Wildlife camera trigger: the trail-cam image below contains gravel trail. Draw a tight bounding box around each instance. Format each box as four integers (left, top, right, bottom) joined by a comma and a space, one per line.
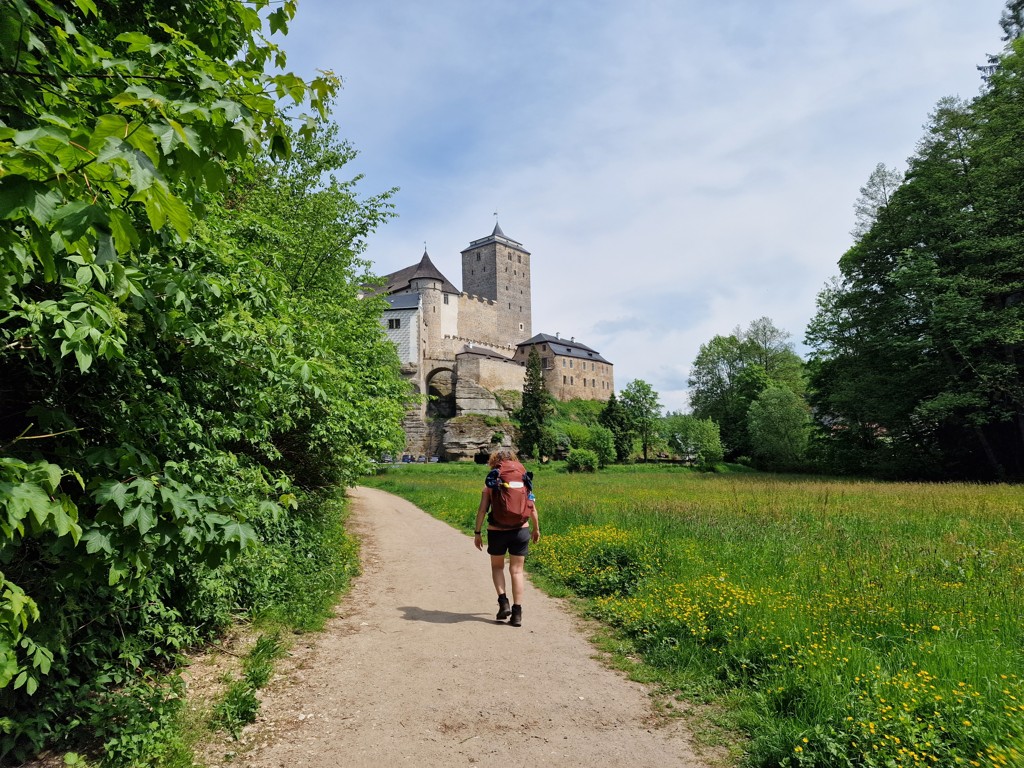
238, 486, 708, 768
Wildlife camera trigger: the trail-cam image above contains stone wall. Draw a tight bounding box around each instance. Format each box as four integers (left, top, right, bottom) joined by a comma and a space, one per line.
544, 358, 614, 401
456, 355, 525, 394
455, 292, 501, 347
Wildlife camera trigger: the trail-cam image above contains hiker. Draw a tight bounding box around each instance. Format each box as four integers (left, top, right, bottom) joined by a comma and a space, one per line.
473, 449, 540, 627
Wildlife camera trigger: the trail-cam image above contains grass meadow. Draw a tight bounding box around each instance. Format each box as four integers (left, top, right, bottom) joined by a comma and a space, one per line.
363, 463, 1024, 768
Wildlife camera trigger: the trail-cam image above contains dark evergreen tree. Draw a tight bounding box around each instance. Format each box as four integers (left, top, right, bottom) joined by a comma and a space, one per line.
599, 391, 632, 462
515, 348, 551, 458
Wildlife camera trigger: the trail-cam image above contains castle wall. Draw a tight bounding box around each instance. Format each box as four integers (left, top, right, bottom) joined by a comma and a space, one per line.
514, 346, 614, 402
456, 356, 526, 393
456, 292, 502, 347
543, 359, 614, 401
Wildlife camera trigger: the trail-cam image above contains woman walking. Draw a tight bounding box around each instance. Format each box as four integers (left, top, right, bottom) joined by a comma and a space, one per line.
473, 449, 540, 627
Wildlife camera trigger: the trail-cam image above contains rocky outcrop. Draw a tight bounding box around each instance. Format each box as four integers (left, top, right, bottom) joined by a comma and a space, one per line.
454, 378, 509, 418
442, 415, 515, 462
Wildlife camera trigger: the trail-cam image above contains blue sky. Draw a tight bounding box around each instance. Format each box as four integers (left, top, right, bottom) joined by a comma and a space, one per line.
280, 0, 1008, 412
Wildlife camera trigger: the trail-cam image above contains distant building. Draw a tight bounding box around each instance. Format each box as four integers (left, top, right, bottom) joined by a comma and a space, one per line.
378, 223, 613, 456
514, 333, 614, 402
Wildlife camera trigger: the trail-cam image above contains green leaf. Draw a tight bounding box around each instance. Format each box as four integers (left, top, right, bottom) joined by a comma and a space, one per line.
96, 481, 129, 510
108, 208, 139, 252
108, 561, 129, 586
268, 8, 288, 35
54, 201, 107, 241
96, 230, 116, 265
89, 114, 128, 154
0, 176, 61, 225
136, 505, 156, 535
222, 521, 257, 551
71, 0, 98, 16
83, 528, 113, 554
130, 183, 190, 239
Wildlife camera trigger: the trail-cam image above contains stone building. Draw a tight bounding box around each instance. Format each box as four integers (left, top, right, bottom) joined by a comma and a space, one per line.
513, 333, 614, 402
378, 223, 613, 458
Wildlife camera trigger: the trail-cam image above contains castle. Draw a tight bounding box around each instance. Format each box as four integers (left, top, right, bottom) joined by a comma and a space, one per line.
379, 222, 613, 458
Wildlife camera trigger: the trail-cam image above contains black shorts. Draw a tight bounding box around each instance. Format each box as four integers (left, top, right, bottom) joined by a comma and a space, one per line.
486, 527, 530, 557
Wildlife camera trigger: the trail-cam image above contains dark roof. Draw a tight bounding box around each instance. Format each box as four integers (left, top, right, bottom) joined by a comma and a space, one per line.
379, 251, 459, 295
455, 344, 519, 363
384, 293, 419, 311
517, 333, 612, 365
460, 221, 530, 254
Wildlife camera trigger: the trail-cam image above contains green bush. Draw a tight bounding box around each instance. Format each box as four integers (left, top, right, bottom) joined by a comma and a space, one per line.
566, 448, 599, 473
586, 425, 616, 467
561, 421, 592, 449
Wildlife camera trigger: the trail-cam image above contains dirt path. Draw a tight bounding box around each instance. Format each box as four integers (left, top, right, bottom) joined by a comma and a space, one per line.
231, 486, 708, 767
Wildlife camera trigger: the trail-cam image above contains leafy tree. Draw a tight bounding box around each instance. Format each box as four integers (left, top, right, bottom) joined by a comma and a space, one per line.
747, 386, 811, 471
807, 40, 1024, 479
688, 318, 804, 458
515, 348, 552, 457
599, 391, 632, 462
660, 412, 724, 469
586, 425, 616, 468
0, 0, 405, 757
620, 379, 662, 461
851, 163, 904, 241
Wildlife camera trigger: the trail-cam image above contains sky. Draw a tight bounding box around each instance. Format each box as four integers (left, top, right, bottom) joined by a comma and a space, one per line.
279, 0, 1009, 412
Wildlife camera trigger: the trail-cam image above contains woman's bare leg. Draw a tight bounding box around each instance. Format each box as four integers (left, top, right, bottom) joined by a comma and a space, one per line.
508, 555, 526, 605
490, 554, 507, 596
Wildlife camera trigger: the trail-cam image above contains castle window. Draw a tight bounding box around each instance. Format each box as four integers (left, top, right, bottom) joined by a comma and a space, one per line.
570, 376, 574, 385
476, 254, 481, 262
508, 254, 512, 261
443, 294, 449, 305
519, 323, 524, 331
562, 360, 566, 368
563, 375, 567, 384
518, 254, 522, 264
582, 379, 586, 387
569, 360, 573, 369
388, 318, 401, 330
591, 362, 595, 370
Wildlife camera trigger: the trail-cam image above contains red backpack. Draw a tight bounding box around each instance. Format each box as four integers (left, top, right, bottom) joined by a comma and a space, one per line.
487, 460, 531, 528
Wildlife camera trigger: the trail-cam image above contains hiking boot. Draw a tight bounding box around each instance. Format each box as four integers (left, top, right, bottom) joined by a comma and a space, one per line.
496, 595, 511, 621
510, 604, 522, 627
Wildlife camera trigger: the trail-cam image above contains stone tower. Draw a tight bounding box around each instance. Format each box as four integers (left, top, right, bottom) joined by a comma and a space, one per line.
460, 222, 531, 344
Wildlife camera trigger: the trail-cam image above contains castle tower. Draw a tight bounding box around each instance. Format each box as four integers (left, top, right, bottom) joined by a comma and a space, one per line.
460, 222, 531, 345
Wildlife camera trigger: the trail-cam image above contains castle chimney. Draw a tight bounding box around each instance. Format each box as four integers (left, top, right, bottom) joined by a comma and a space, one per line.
555, 332, 560, 339
571, 336, 575, 342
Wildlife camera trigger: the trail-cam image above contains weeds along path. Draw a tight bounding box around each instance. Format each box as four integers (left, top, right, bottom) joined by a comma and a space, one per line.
238, 486, 707, 768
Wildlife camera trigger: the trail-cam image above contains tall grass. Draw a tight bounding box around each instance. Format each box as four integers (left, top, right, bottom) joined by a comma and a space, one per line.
364, 464, 1024, 767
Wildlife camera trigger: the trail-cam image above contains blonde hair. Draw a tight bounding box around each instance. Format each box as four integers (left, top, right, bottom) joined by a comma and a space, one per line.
488, 449, 519, 468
